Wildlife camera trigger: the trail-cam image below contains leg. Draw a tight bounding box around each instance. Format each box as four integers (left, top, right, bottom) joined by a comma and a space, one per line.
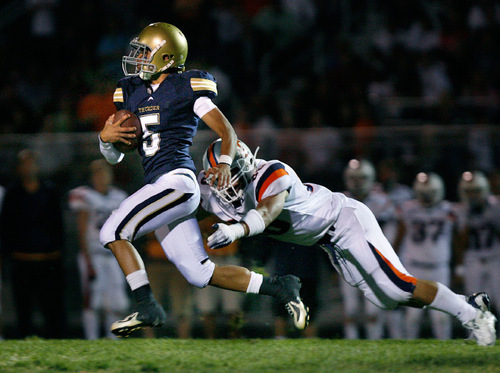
157, 219, 309, 330
324, 200, 496, 345
100, 170, 201, 337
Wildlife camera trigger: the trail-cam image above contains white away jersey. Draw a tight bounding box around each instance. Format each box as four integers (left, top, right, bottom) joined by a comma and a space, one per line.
398, 200, 456, 265
455, 197, 500, 259
69, 186, 128, 254
199, 159, 347, 246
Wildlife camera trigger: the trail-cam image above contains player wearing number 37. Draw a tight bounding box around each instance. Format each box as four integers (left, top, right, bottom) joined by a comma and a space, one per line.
98, 22, 308, 337
199, 139, 497, 346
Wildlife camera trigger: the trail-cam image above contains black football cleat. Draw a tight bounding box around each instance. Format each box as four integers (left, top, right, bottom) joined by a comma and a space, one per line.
274, 275, 310, 330
111, 300, 167, 337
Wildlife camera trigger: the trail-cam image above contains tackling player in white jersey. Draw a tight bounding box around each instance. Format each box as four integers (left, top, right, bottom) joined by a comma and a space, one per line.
199, 138, 497, 346
456, 171, 500, 317
69, 160, 129, 339
395, 172, 456, 340
341, 159, 396, 339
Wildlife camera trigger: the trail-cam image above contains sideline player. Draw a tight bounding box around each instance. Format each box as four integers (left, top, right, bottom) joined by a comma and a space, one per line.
199, 138, 497, 346
456, 171, 500, 315
69, 160, 129, 339
395, 172, 456, 339
341, 159, 396, 339
97, 22, 308, 336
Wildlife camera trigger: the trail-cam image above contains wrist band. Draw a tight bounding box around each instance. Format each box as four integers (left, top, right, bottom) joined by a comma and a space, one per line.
242, 209, 266, 237
219, 154, 233, 166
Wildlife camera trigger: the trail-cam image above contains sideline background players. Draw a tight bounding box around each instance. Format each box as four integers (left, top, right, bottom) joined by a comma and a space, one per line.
69, 160, 129, 339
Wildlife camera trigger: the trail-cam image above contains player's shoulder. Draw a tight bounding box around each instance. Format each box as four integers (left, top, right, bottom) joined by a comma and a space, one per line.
69, 185, 92, 197
254, 160, 288, 178
68, 185, 93, 208
253, 160, 291, 201
113, 76, 144, 105
176, 70, 218, 98
115, 76, 143, 91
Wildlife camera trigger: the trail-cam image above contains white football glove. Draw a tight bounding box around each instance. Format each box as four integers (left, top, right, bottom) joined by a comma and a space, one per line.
207, 223, 245, 249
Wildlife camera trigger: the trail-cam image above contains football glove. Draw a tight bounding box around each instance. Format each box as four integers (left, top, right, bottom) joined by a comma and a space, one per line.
207, 223, 245, 249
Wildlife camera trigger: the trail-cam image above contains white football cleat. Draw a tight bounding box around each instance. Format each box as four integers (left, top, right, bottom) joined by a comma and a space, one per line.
463, 309, 497, 346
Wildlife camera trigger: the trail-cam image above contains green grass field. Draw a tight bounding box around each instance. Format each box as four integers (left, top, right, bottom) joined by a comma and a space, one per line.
0, 338, 498, 372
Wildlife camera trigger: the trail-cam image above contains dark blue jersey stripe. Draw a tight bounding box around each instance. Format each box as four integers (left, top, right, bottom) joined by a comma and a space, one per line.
368, 242, 416, 293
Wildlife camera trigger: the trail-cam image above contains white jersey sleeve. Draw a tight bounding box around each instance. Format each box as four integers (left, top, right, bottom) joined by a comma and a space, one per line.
253, 161, 291, 202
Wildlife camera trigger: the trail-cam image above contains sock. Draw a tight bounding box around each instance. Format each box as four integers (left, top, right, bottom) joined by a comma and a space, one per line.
427, 282, 477, 324
246, 271, 263, 294
126, 269, 149, 290
132, 284, 155, 304
258, 276, 279, 297
126, 269, 154, 304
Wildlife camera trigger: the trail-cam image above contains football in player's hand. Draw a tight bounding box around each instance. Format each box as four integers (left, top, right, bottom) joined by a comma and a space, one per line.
113, 109, 142, 153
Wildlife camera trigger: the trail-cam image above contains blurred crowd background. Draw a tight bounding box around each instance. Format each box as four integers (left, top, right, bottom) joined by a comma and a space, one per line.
0, 0, 499, 339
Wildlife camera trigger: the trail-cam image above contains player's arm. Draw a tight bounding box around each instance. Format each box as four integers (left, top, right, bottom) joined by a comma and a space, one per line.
75, 209, 96, 280
206, 190, 288, 250
199, 104, 237, 189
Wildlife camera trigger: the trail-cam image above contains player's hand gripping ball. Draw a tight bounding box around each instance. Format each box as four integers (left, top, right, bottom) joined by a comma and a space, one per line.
113, 110, 143, 153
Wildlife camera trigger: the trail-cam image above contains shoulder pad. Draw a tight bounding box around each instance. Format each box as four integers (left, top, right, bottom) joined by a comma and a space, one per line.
184, 70, 218, 98
254, 161, 290, 202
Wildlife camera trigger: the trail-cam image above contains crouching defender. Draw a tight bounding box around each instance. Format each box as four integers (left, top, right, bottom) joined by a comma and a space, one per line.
98, 22, 308, 337
199, 139, 497, 346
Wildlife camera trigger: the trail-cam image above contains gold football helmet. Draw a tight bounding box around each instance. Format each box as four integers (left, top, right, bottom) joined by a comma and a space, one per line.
122, 22, 188, 80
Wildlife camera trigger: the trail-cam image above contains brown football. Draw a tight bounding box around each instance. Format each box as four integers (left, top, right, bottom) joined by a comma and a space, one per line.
112, 109, 143, 153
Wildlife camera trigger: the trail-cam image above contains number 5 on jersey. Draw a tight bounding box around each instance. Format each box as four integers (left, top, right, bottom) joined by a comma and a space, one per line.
139, 113, 161, 157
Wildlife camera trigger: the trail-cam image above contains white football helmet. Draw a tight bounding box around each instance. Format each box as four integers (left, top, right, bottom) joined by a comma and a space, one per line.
344, 159, 376, 197
458, 171, 490, 206
413, 172, 445, 206
202, 139, 258, 206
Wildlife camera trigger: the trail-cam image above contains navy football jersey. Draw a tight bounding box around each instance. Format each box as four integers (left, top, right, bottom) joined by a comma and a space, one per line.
113, 70, 218, 184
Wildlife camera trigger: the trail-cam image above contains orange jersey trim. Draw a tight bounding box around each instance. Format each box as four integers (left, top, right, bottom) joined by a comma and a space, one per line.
257, 168, 288, 202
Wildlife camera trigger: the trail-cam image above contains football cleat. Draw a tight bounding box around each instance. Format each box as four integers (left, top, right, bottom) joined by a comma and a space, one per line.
463, 309, 497, 346
111, 301, 167, 337
467, 292, 491, 312
274, 275, 310, 330
285, 299, 310, 330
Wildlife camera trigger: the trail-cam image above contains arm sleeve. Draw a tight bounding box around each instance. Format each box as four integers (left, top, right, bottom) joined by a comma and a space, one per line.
99, 135, 124, 165
194, 96, 217, 118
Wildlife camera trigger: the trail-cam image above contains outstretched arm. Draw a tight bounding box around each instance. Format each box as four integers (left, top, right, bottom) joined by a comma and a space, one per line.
207, 190, 288, 249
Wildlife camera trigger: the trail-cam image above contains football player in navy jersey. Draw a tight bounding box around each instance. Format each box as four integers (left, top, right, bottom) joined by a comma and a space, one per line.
97, 22, 308, 337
